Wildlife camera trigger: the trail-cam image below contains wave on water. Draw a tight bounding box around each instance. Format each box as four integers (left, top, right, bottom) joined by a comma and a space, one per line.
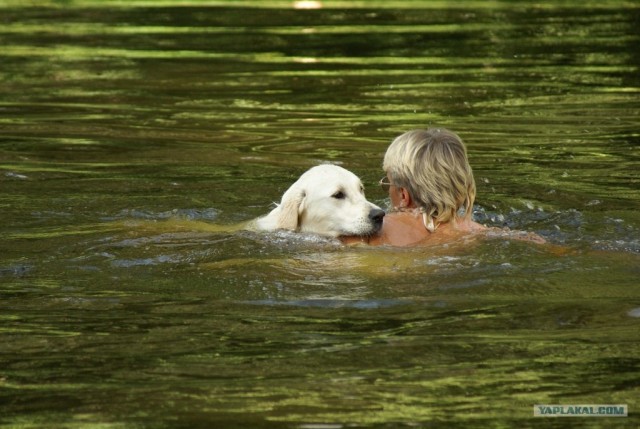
104, 208, 219, 222
98, 204, 639, 255
474, 205, 639, 253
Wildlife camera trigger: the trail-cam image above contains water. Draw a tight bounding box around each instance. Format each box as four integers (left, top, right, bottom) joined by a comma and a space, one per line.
1, 1, 639, 428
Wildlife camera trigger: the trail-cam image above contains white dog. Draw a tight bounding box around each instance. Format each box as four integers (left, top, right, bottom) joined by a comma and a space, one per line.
254, 164, 385, 238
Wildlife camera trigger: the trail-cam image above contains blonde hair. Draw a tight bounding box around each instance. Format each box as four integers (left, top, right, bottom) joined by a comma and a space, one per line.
383, 128, 476, 231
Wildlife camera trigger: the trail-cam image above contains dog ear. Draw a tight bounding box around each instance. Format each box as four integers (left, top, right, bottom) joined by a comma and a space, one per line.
274, 187, 306, 230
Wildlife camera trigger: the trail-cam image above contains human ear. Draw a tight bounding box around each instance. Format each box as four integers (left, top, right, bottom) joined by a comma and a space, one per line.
399, 187, 412, 208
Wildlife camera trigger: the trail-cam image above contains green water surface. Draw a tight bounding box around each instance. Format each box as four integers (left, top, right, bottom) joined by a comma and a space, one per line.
1, 1, 639, 428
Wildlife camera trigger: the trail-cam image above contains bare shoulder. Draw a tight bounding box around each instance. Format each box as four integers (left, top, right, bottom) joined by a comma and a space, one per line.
340, 217, 553, 249
457, 218, 488, 233
340, 213, 423, 246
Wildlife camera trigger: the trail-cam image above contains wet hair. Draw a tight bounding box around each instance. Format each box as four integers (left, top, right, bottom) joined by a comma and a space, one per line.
382, 128, 476, 231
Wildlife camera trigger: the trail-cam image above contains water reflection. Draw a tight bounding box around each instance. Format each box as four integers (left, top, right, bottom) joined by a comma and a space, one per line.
1, 1, 639, 428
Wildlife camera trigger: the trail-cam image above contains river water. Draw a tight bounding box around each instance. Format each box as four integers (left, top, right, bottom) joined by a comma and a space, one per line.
1, 1, 639, 428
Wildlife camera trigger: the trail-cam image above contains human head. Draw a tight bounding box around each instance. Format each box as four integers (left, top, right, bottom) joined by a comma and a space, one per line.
382, 128, 476, 228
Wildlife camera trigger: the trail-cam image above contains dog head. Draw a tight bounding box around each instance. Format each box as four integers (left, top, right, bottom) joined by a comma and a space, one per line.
258, 164, 384, 237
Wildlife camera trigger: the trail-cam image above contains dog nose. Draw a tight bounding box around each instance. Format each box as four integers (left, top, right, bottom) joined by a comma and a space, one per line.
369, 208, 385, 225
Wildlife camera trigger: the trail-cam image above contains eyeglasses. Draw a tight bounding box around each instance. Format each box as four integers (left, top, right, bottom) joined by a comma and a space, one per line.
379, 176, 394, 193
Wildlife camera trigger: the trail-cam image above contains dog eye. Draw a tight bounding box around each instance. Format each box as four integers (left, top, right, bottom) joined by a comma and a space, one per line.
332, 191, 346, 199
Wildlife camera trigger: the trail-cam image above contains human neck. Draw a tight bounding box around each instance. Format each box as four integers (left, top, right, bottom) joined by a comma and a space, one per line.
389, 207, 444, 233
